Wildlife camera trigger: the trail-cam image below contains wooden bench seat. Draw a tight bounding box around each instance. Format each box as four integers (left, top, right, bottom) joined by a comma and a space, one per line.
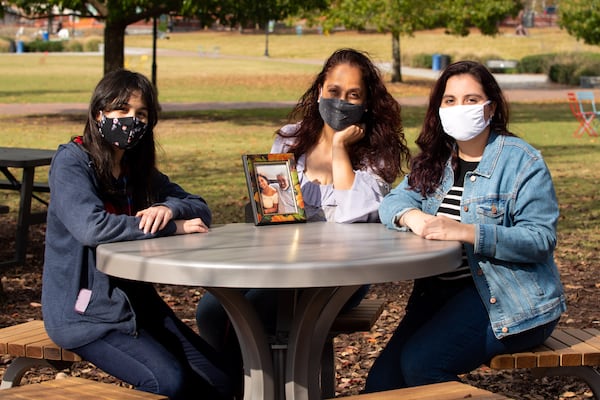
489, 327, 600, 397
0, 377, 167, 399
327, 381, 509, 399
0, 320, 81, 389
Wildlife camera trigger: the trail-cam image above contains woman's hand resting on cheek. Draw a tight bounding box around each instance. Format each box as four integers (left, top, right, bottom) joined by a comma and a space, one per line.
333, 124, 365, 148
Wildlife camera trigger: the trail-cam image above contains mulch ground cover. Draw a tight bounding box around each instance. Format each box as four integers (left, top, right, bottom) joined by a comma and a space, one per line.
0, 217, 597, 399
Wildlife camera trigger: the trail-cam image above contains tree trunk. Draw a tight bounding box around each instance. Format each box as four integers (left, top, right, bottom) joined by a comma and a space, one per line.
391, 31, 402, 83
103, 20, 127, 74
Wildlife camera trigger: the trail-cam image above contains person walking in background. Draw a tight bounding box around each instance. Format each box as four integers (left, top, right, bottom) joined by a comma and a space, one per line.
365, 60, 566, 392
42, 69, 235, 400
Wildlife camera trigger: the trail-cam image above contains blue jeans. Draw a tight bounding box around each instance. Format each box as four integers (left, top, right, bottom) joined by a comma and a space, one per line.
72, 286, 234, 400
364, 278, 558, 393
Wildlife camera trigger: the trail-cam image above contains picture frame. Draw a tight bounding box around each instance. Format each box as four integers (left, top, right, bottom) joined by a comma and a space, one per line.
242, 153, 306, 225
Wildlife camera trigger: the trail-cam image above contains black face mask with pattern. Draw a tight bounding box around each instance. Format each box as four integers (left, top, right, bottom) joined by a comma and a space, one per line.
318, 98, 365, 131
97, 114, 148, 149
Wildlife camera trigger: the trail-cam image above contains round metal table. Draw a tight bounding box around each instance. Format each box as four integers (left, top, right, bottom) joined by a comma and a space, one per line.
97, 222, 462, 400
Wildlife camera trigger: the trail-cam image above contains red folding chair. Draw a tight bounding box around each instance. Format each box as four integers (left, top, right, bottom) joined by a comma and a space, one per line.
567, 92, 598, 137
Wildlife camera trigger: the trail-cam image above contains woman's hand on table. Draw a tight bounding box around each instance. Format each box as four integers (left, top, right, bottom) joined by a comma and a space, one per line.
174, 218, 209, 234
400, 210, 475, 244
136, 205, 173, 234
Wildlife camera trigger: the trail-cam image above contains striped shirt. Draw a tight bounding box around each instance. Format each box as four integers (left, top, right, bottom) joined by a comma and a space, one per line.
436, 158, 479, 281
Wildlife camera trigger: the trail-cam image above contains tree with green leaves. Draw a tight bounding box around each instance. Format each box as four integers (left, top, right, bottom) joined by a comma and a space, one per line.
3, 0, 187, 73
559, 0, 600, 46
319, 0, 522, 82
2, 0, 327, 73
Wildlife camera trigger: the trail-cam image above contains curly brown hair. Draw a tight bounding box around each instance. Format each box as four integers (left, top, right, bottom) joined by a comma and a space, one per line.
277, 48, 410, 184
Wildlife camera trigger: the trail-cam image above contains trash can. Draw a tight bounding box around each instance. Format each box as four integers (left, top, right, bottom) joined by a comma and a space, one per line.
432, 54, 441, 71
432, 54, 450, 71
42, 31, 49, 41
16, 40, 24, 53
439, 54, 450, 70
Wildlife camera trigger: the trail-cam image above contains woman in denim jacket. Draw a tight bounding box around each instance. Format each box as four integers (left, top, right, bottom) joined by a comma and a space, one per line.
365, 61, 566, 392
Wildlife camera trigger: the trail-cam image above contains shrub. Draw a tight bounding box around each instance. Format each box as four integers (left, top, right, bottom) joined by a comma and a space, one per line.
84, 38, 103, 52
410, 53, 432, 68
63, 40, 84, 52
518, 54, 556, 74
25, 39, 64, 52
517, 52, 600, 84
548, 63, 579, 85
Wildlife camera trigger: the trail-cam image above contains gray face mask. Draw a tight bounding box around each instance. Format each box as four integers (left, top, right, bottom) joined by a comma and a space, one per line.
318, 98, 365, 131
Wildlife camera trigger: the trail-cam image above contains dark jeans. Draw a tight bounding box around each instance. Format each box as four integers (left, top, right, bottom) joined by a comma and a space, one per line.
364, 278, 558, 393
72, 286, 234, 400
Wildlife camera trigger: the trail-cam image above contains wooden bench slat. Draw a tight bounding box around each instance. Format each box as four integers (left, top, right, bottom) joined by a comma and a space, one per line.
0, 321, 82, 363
328, 381, 509, 399
330, 298, 386, 332
490, 327, 600, 370
0, 377, 167, 400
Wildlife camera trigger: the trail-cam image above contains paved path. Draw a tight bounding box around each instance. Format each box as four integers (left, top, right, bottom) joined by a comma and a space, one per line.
0, 87, 576, 116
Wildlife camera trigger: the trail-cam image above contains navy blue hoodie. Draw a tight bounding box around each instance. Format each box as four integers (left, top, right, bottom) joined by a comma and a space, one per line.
42, 141, 211, 349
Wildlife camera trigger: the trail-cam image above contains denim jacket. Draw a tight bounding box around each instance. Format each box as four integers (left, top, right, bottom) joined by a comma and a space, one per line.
379, 132, 566, 339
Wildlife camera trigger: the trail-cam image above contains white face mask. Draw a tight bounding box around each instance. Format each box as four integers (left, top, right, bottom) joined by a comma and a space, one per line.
438, 101, 491, 141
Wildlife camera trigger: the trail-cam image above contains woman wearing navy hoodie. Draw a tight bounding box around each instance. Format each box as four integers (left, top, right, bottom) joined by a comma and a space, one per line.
42, 69, 234, 400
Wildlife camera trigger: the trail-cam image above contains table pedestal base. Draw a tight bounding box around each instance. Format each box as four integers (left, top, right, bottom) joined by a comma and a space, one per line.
206, 285, 361, 400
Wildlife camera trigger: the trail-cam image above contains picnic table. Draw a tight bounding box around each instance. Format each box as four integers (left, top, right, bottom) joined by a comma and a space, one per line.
97, 222, 462, 400
0, 147, 55, 267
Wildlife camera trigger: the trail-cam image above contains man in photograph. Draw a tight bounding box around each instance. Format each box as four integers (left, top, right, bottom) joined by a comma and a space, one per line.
275, 173, 296, 214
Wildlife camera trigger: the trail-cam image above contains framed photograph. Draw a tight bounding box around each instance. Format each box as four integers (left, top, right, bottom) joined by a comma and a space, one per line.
242, 153, 306, 225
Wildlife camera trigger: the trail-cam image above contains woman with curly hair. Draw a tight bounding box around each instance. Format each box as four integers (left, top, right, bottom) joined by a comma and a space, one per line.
196, 49, 411, 394
272, 47, 410, 222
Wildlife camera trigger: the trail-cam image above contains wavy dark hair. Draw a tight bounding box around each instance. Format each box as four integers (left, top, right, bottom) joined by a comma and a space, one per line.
409, 60, 516, 196
81, 69, 161, 210
277, 48, 410, 184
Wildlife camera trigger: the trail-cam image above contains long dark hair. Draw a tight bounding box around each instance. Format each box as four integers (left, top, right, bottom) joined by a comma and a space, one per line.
409, 60, 515, 196
278, 48, 410, 184
81, 69, 161, 210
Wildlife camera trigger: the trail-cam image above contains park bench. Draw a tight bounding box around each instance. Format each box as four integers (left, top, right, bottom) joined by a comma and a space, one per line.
580, 76, 600, 89
327, 380, 509, 399
0, 320, 81, 389
486, 59, 518, 73
489, 327, 600, 398
0, 376, 167, 399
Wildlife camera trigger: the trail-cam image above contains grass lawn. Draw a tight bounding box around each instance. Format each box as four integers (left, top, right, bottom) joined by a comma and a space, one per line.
1, 26, 599, 104
0, 104, 598, 263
